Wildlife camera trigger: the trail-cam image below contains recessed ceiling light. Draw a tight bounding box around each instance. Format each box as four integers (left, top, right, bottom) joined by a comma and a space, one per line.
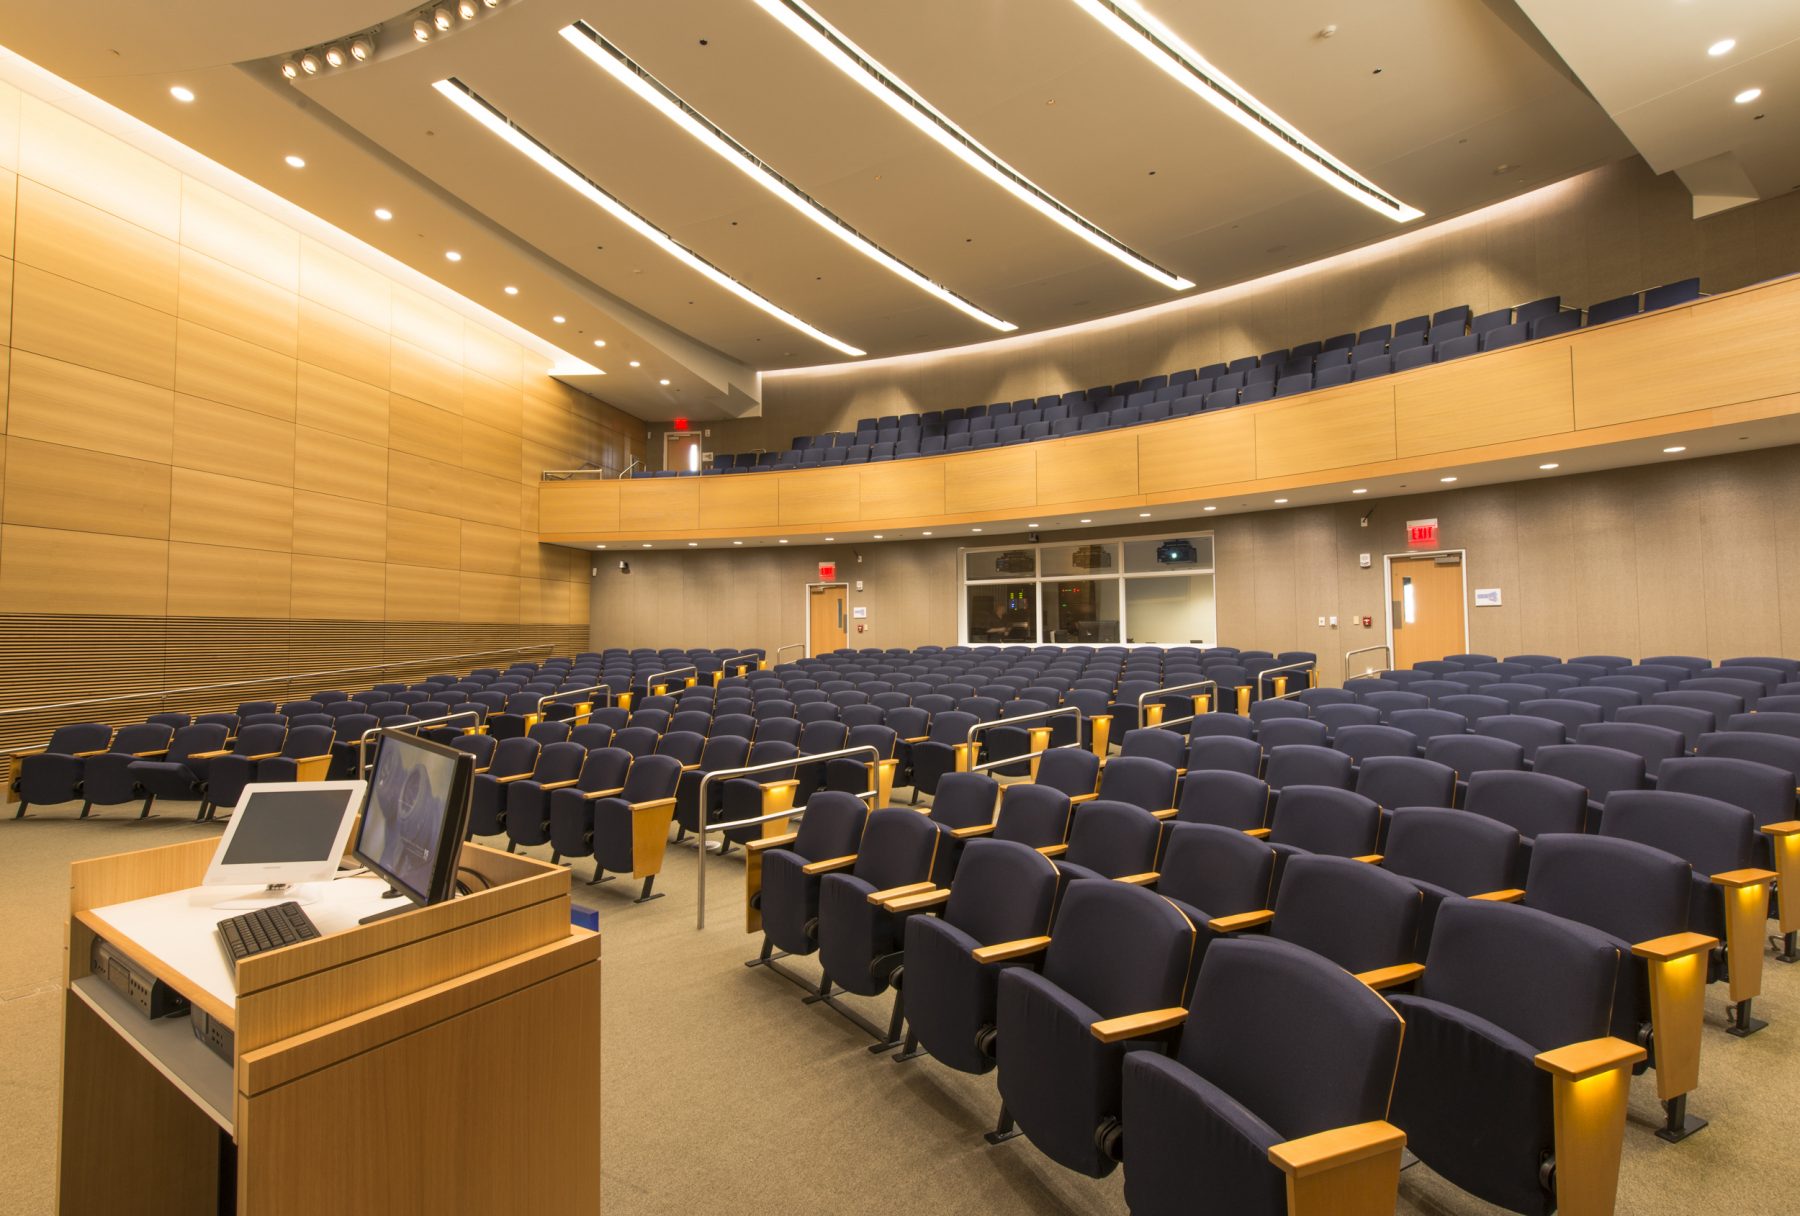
374, 207, 393, 221
552, 315, 566, 324
1440, 476, 1457, 483
659, 378, 671, 386
1709, 38, 1736, 57
1079, 518, 1092, 524
1069, 0, 1421, 223
592, 338, 606, 347
628, 360, 641, 367
1351, 488, 1367, 495
750, 0, 1192, 290
1138, 512, 1152, 517
169, 86, 195, 102
1273, 498, 1289, 504
824, 537, 834, 541
972, 527, 982, 532
445, 250, 462, 262
1663, 445, 1687, 454
1735, 87, 1762, 105
872, 533, 883, 539
432, 78, 867, 357
597, 544, 606, 549
641, 542, 652, 548
687, 541, 698, 547
503, 285, 518, 295
1027, 523, 1040, 528
778, 538, 789, 544
560, 21, 1016, 332
732, 540, 743, 545
1203, 505, 1216, 512
1539, 462, 1559, 470
284, 154, 306, 168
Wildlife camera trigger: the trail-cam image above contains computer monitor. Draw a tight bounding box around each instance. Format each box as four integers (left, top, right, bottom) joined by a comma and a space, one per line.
203, 781, 367, 907
352, 730, 474, 921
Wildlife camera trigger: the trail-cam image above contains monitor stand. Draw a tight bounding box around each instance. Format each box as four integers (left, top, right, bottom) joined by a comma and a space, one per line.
358, 887, 417, 925
213, 882, 323, 910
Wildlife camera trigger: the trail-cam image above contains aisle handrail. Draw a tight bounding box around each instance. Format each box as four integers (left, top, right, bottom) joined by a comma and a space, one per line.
1140, 679, 1218, 730
962, 706, 1085, 773
1255, 660, 1315, 702
773, 643, 806, 665
535, 684, 615, 717
719, 653, 763, 677
693, 744, 881, 929
1344, 645, 1394, 682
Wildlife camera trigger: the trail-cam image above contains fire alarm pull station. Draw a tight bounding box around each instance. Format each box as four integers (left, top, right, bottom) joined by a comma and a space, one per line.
1362, 615, 1373, 627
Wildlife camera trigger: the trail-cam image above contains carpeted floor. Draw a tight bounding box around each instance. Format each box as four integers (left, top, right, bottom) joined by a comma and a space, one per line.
5, 794, 1797, 1215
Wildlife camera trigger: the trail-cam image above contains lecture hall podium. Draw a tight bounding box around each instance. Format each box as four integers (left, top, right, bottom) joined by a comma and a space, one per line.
58, 838, 600, 1215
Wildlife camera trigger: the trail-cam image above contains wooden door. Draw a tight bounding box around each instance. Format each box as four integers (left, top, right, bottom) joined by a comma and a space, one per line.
1389, 555, 1466, 669
663, 431, 702, 473
809, 585, 846, 656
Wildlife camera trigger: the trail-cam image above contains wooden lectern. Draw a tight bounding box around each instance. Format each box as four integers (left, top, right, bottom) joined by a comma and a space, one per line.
59, 838, 600, 1214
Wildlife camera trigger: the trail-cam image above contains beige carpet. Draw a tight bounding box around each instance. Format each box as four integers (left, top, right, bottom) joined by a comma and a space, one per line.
5, 794, 1797, 1215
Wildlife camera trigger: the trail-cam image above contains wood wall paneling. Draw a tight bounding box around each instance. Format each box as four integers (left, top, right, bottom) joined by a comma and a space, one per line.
10, 264, 178, 388
170, 468, 294, 551
12, 178, 179, 313
1137, 411, 1256, 495
297, 298, 390, 388
0, 437, 172, 539
858, 459, 945, 522
0, 525, 171, 616
1036, 430, 1137, 506
944, 447, 1036, 516
1394, 344, 1575, 458
697, 475, 780, 531
1254, 382, 1397, 480
621, 477, 700, 532
17, 94, 181, 239
5, 350, 176, 461
294, 425, 388, 505
166, 542, 293, 618
174, 395, 298, 486
179, 177, 300, 292
177, 246, 299, 357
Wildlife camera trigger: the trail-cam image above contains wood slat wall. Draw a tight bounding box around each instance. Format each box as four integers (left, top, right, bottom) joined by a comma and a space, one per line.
0, 79, 635, 775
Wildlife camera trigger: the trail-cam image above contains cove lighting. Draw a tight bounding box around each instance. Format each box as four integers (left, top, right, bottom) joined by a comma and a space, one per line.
561, 21, 1016, 332
752, 0, 1191, 291
1068, 0, 1422, 223
433, 78, 865, 357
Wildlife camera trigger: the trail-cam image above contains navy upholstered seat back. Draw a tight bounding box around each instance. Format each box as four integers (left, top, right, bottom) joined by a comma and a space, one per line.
1040, 881, 1195, 1018
1271, 854, 1421, 973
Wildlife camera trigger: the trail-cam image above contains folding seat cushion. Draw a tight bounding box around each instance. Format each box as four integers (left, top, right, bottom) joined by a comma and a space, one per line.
123, 723, 231, 818
1355, 755, 1455, 810
1388, 899, 1629, 1216
1121, 934, 1405, 1216
817, 809, 947, 1009
12, 722, 113, 813
994, 880, 1196, 1177
1331, 724, 1418, 765
1173, 769, 1270, 831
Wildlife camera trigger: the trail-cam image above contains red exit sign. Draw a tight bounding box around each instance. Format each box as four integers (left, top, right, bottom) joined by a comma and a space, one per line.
1406, 518, 1439, 546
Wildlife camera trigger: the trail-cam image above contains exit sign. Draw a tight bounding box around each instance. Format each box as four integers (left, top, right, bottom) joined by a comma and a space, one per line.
818, 561, 837, 581
1406, 518, 1439, 547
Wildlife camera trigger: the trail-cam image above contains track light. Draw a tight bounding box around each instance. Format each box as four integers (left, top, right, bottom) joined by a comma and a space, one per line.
432, 78, 865, 357
324, 45, 347, 68
433, 7, 455, 31
458, 0, 478, 18
280, 59, 301, 78
350, 37, 374, 61
413, 19, 433, 40
299, 52, 322, 75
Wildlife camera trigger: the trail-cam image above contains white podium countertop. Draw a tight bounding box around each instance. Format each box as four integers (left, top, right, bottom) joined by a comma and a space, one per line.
87, 873, 404, 1011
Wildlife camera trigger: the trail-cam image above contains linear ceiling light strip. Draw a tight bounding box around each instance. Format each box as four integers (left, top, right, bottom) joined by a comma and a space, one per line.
1069, 0, 1422, 222
431, 77, 866, 357
753, 0, 1193, 291
560, 21, 1016, 333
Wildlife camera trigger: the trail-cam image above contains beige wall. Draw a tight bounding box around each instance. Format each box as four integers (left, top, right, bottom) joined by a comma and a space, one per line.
714, 158, 1800, 453
0, 79, 647, 762
592, 445, 1800, 682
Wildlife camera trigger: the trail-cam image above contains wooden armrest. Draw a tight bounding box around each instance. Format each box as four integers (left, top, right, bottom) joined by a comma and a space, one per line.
1471, 888, 1525, 902
189, 749, 231, 760
681, 762, 702, 772
1269, 1120, 1406, 1178
801, 853, 858, 875
1631, 931, 1717, 962
760, 778, 801, 792
1208, 909, 1274, 933
1761, 820, 1800, 837
73, 748, 111, 758
1150, 808, 1178, 820
1352, 853, 1383, 864
14, 748, 46, 758
629, 796, 676, 813
882, 887, 951, 913
494, 771, 533, 784
297, 753, 333, 764
867, 881, 936, 905
132, 749, 171, 758
904, 735, 930, 744
1534, 1036, 1646, 1081
972, 936, 1052, 964
1114, 871, 1160, 886
539, 778, 580, 791
1355, 962, 1425, 991
244, 751, 282, 761
745, 832, 799, 853
1091, 1007, 1188, 1043
1069, 791, 1099, 804
1036, 843, 1068, 857
580, 786, 626, 800
1243, 827, 1271, 839
949, 822, 996, 839
1713, 867, 1778, 889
